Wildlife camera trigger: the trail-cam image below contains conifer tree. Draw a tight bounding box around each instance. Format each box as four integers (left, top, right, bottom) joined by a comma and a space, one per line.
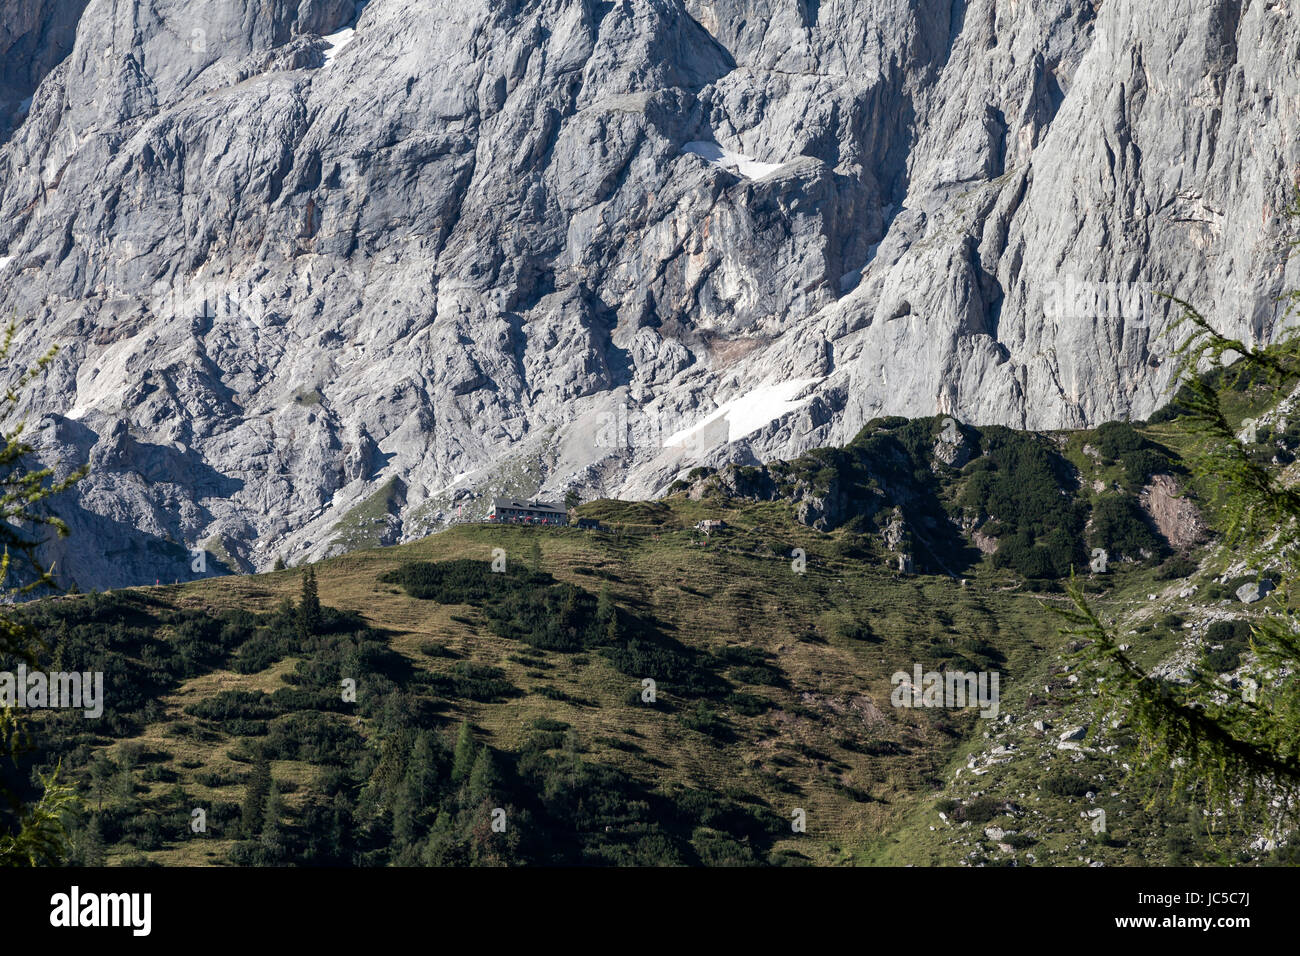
115, 750, 137, 807
465, 746, 501, 808
596, 583, 614, 624
451, 721, 476, 785
259, 781, 288, 864
80, 813, 106, 867
0, 324, 86, 865
406, 731, 440, 815
240, 755, 271, 838
298, 565, 321, 637
419, 809, 461, 867
1063, 262, 1300, 828
89, 754, 114, 813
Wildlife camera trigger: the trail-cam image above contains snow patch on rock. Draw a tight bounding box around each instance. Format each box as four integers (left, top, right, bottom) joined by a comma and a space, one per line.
322, 2, 368, 64
682, 141, 785, 180
666, 378, 822, 447
322, 28, 355, 62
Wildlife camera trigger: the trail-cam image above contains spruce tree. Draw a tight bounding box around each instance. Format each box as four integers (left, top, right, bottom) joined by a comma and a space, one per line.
465, 746, 501, 809
298, 565, 321, 637
419, 809, 461, 866
451, 721, 476, 785
115, 752, 137, 807
89, 754, 114, 813
240, 755, 271, 838
81, 814, 106, 867
0, 324, 86, 866
391, 784, 417, 851
1063, 270, 1300, 828
596, 583, 614, 624
259, 781, 288, 864
406, 731, 440, 814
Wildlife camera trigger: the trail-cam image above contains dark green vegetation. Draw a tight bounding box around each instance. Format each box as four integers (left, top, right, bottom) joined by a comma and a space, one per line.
959, 427, 1089, 580
381, 560, 723, 697
1092, 421, 1179, 492
9, 329, 1300, 866
685, 411, 1177, 586
0, 324, 87, 865
8, 590, 780, 865
1064, 307, 1300, 828
1202, 619, 1254, 674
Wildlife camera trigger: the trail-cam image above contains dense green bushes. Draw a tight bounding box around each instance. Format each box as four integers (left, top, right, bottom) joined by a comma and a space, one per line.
19, 583, 793, 867
1044, 771, 1092, 797
1093, 421, 1177, 490
961, 796, 1005, 823
1094, 421, 1146, 459
957, 428, 1087, 578
185, 691, 278, 721
1118, 447, 1174, 490
768, 414, 1186, 581
764, 417, 974, 571
1206, 619, 1253, 644
382, 561, 604, 652
991, 526, 1081, 579
1203, 619, 1254, 672
428, 662, 520, 702
1088, 495, 1167, 562
1155, 556, 1198, 580
950, 422, 1178, 577
9, 592, 253, 738
384, 559, 725, 698
380, 559, 524, 604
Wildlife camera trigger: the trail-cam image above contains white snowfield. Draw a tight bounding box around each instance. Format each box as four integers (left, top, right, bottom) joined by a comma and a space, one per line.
428, 471, 472, 498
665, 378, 823, 448
323, 2, 368, 63
322, 27, 355, 62
0, 255, 12, 271
681, 140, 785, 180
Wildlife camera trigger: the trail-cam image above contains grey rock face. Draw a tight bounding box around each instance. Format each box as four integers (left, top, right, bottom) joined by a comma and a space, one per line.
1237, 579, 1274, 604
933, 427, 972, 469
1059, 725, 1089, 743
1, 0, 1298, 588
0, 0, 89, 146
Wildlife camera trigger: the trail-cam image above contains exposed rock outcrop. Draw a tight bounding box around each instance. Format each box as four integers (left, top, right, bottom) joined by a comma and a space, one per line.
1138, 473, 1207, 551
1, 0, 1297, 587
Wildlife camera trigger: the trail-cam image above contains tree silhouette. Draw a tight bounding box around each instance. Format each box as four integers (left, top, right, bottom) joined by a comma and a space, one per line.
0, 324, 86, 865
1063, 262, 1300, 829
298, 566, 321, 637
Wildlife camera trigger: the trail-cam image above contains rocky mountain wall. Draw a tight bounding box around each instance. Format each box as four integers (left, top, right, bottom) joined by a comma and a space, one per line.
0, 0, 1296, 587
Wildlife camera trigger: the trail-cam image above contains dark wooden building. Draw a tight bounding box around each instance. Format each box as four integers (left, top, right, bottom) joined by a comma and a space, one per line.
488, 498, 568, 525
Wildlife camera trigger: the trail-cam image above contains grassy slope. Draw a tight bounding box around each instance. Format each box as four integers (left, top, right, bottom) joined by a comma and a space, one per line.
28, 363, 1300, 866
68, 496, 1188, 865
61, 504, 1076, 863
